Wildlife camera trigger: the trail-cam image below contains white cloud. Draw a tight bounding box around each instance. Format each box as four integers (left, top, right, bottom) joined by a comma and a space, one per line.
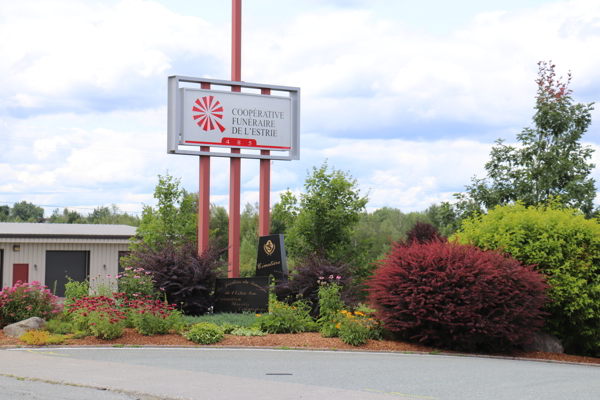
0, 0, 599, 218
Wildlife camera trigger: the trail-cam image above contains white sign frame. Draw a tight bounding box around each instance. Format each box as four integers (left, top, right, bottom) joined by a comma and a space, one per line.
168, 76, 300, 161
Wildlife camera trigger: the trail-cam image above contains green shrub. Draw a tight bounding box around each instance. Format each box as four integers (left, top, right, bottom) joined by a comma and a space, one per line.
339, 318, 371, 346
453, 201, 600, 356
230, 327, 267, 336
183, 323, 224, 344
256, 300, 317, 334
64, 277, 89, 308
43, 318, 75, 335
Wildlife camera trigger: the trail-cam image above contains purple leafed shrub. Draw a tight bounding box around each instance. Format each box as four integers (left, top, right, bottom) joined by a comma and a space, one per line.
276, 252, 357, 317
369, 241, 548, 352
404, 221, 444, 246
126, 240, 226, 316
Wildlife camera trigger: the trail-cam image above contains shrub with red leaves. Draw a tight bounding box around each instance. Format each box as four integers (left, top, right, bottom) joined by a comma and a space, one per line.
125, 240, 226, 316
369, 241, 547, 352
404, 221, 444, 246
276, 252, 357, 317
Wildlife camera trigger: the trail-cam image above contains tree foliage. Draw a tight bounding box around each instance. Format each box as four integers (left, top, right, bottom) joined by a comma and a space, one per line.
453, 201, 600, 356
279, 161, 369, 263
454, 61, 596, 218
10, 201, 44, 222
134, 173, 196, 250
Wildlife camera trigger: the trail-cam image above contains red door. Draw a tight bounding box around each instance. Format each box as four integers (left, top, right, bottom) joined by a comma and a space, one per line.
12, 264, 28, 286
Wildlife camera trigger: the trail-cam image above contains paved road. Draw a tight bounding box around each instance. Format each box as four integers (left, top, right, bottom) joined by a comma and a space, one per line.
1, 347, 599, 399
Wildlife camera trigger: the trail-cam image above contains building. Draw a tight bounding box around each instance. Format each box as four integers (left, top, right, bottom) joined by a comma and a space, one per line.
0, 223, 136, 296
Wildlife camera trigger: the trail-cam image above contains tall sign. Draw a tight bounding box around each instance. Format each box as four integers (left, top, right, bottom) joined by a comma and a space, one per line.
167, 77, 300, 161
167, 0, 300, 279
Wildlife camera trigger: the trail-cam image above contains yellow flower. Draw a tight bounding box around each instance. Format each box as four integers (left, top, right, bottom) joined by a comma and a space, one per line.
336, 323, 341, 329
256, 314, 261, 317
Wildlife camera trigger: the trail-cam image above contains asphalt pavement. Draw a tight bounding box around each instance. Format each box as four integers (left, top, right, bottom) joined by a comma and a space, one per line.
0, 347, 598, 400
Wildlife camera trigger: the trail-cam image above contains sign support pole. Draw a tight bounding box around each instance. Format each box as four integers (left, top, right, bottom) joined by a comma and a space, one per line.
259, 91, 271, 237
228, 0, 242, 278
198, 83, 211, 255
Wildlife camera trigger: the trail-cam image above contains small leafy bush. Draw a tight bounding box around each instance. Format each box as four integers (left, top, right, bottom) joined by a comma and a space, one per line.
230, 327, 267, 336
256, 299, 317, 334
404, 221, 444, 246
337, 309, 383, 346
276, 253, 356, 317
0, 281, 63, 327
64, 277, 89, 307
369, 241, 547, 352
183, 323, 224, 344
453, 201, 600, 356
20, 330, 66, 346
125, 240, 226, 315
43, 317, 75, 335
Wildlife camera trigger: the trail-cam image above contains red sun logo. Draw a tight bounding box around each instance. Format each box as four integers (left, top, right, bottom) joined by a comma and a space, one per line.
192, 96, 226, 133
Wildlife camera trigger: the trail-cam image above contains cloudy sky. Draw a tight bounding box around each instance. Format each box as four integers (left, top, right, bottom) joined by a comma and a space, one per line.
1, 0, 599, 217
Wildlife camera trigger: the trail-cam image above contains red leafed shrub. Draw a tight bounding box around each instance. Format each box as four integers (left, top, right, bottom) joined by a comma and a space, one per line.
369, 241, 548, 352
404, 221, 444, 246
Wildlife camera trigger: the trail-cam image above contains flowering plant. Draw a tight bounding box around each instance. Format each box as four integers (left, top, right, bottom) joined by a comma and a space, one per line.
115, 293, 182, 336
337, 309, 382, 346
0, 281, 63, 327
316, 276, 345, 337
117, 267, 157, 299
68, 295, 127, 339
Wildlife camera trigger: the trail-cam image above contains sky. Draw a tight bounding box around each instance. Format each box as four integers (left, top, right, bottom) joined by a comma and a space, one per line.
1, 0, 599, 217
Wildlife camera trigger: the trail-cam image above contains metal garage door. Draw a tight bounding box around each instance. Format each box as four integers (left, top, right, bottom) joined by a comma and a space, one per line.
45, 251, 89, 297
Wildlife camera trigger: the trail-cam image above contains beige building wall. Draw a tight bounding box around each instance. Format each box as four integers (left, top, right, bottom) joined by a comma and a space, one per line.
0, 239, 130, 292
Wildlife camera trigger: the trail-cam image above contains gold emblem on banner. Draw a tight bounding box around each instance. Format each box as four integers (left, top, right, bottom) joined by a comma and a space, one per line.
264, 240, 275, 256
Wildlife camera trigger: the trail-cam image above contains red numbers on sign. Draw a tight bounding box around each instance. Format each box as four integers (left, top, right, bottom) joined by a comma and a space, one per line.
221, 138, 257, 148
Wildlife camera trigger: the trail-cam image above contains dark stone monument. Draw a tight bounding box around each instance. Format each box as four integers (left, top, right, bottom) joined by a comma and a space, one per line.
255, 234, 288, 281
213, 276, 269, 314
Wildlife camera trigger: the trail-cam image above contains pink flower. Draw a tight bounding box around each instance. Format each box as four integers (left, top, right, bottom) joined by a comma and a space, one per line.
107, 275, 112, 278
336, 275, 341, 280
134, 275, 140, 279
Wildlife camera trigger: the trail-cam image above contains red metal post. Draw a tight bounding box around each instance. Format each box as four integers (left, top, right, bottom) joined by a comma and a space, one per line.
198, 82, 212, 255
228, 0, 242, 278
259, 88, 271, 237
